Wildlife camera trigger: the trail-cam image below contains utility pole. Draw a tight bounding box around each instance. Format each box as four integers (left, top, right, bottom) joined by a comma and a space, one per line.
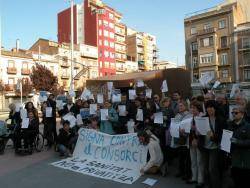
190, 44, 193, 83
70, 0, 74, 93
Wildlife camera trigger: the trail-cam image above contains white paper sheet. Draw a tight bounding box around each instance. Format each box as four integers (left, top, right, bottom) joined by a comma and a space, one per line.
107, 82, 113, 91
21, 118, 29, 129
100, 109, 109, 121
15, 103, 22, 112
118, 105, 126, 116
69, 89, 75, 98
212, 80, 221, 89
142, 178, 158, 186
199, 73, 213, 86
145, 89, 152, 98
170, 118, 180, 138
127, 120, 135, 133
81, 88, 92, 100
137, 80, 144, 87
194, 117, 211, 135
136, 109, 143, 121
161, 80, 168, 93
56, 100, 64, 110
46, 107, 52, 117
20, 109, 27, 119
179, 118, 192, 133
220, 129, 233, 153
89, 104, 97, 115
76, 114, 83, 126
97, 94, 104, 104
63, 113, 77, 128
230, 84, 240, 98
129, 90, 136, 100
154, 112, 163, 124
112, 93, 121, 103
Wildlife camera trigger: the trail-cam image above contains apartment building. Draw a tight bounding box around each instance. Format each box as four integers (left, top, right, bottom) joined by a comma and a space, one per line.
30, 38, 98, 90
153, 61, 177, 70
126, 29, 158, 71
184, 1, 247, 86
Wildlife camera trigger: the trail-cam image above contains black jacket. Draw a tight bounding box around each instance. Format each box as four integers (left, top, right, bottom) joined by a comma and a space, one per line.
58, 104, 77, 117
57, 128, 75, 148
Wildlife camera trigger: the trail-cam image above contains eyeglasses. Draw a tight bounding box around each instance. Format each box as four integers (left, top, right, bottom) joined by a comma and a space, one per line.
231, 112, 240, 115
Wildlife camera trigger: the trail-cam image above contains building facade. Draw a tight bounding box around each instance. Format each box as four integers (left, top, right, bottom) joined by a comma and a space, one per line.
126, 30, 157, 71
184, 1, 247, 86
153, 61, 177, 70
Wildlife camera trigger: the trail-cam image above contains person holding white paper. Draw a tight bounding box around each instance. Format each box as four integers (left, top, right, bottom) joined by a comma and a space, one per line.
227, 106, 250, 188
25, 102, 39, 120
100, 101, 118, 135
8, 103, 21, 130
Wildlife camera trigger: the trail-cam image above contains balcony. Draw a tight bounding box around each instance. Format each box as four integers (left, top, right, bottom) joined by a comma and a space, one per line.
115, 31, 125, 37
198, 28, 216, 36
61, 74, 70, 79
7, 67, 17, 74
219, 77, 232, 83
239, 44, 250, 51
61, 61, 70, 67
5, 84, 15, 91
116, 67, 125, 72
21, 68, 30, 75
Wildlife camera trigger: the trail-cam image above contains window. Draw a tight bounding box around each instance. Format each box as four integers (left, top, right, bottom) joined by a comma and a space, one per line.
109, 23, 114, 29
110, 63, 115, 69
201, 71, 215, 79
191, 27, 197, 35
192, 57, 198, 68
99, 61, 102, 68
8, 60, 15, 68
221, 69, 229, 78
218, 20, 226, 29
200, 36, 213, 47
62, 69, 68, 76
99, 40, 102, 46
200, 53, 214, 64
104, 51, 109, 58
8, 78, 14, 85
221, 53, 228, 65
191, 42, 198, 51
103, 20, 109, 27
243, 52, 250, 65
244, 70, 250, 81
22, 62, 28, 69
104, 61, 109, 68
242, 38, 250, 48
99, 30, 102, 36
221, 36, 228, 48
110, 52, 115, 59
104, 30, 109, 37
110, 32, 114, 39
99, 20, 102, 26
204, 23, 211, 30
99, 50, 103, 57
104, 40, 109, 47
109, 13, 114, 19
110, 42, 114, 48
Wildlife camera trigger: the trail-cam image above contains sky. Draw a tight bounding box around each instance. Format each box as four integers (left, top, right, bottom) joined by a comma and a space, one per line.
1, 0, 224, 66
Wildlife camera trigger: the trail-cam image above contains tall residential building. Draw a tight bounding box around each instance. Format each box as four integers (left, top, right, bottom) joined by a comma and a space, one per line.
126, 29, 157, 71
184, 1, 247, 87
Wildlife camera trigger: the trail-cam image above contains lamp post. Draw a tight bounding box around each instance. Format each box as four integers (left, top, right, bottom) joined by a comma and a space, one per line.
69, 0, 74, 94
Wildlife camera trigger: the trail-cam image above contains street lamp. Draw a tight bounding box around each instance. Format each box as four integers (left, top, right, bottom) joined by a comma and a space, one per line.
68, 0, 74, 95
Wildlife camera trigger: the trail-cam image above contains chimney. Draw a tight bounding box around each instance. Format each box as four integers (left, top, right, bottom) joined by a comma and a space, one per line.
16, 39, 20, 52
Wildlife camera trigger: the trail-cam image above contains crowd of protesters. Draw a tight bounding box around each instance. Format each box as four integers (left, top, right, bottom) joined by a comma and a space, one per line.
0, 84, 250, 188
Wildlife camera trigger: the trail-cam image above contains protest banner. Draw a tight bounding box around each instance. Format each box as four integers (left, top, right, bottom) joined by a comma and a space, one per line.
52, 128, 148, 184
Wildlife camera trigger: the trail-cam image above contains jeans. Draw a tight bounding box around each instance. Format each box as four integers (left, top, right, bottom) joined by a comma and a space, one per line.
58, 144, 70, 156
190, 146, 204, 184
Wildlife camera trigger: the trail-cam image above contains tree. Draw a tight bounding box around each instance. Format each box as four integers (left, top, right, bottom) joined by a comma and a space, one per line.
50, 83, 65, 96
30, 63, 58, 92
15, 78, 33, 97
0, 80, 5, 94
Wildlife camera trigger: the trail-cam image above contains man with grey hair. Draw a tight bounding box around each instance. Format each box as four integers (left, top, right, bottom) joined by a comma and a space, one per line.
228, 105, 250, 188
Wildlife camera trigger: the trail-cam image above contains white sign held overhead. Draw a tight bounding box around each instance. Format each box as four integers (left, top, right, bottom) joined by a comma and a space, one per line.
46, 107, 53, 118
145, 89, 152, 98
89, 104, 97, 115
170, 118, 180, 138
20, 109, 27, 120
154, 112, 163, 124
161, 80, 168, 93
136, 80, 144, 88
100, 109, 109, 121
129, 90, 136, 100
136, 109, 143, 121
212, 80, 221, 89
194, 117, 211, 135
97, 94, 104, 104
63, 113, 77, 128
220, 129, 233, 153
230, 84, 240, 98
118, 105, 126, 116
199, 73, 213, 86
21, 118, 29, 129
107, 82, 113, 91
81, 88, 92, 100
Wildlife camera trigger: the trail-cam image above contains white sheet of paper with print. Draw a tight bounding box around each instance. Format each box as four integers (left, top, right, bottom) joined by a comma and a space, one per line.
161, 80, 168, 92
212, 81, 221, 89
63, 113, 76, 128
76, 114, 83, 126
97, 94, 104, 104
129, 90, 136, 100
112, 93, 121, 103
136, 109, 143, 121
145, 89, 152, 98
20, 109, 27, 119
69, 88, 75, 98
39, 91, 47, 102
195, 117, 211, 135
21, 118, 29, 129
56, 100, 64, 110
137, 80, 144, 87
170, 118, 180, 138
154, 112, 163, 124
81, 88, 91, 100
180, 118, 192, 133
118, 105, 126, 116
230, 84, 240, 98
100, 109, 109, 121
107, 82, 113, 91
142, 178, 158, 186
127, 120, 135, 133
46, 107, 52, 117
229, 105, 238, 120
89, 104, 97, 115
220, 129, 233, 153
199, 73, 213, 86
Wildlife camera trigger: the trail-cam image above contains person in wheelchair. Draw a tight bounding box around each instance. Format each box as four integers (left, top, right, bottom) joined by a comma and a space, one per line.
14, 110, 39, 154
57, 120, 78, 157
0, 121, 9, 154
